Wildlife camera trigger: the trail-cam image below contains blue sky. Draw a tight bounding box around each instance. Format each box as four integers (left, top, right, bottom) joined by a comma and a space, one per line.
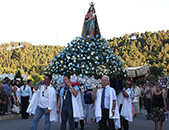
0, 0, 169, 46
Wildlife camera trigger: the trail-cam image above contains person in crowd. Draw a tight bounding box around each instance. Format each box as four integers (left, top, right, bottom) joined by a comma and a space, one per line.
13, 80, 20, 106
93, 75, 117, 130
84, 89, 94, 125
151, 83, 167, 130
10, 79, 15, 105
27, 79, 34, 94
1, 79, 11, 114
167, 84, 169, 110
119, 80, 133, 130
144, 82, 153, 120
30, 74, 58, 130
0, 98, 6, 116
16, 78, 21, 86
0, 78, 6, 115
131, 81, 141, 115
139, 84, 144, 114
19, 79, 32, 119
57, 75, 79, 130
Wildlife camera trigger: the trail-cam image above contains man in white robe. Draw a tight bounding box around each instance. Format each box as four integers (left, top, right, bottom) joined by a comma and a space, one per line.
57, 75, 81, 130
30, 74, 58, 130
93, 75, 117, 130
119, 80, 133, 130
131, 81, 141, 115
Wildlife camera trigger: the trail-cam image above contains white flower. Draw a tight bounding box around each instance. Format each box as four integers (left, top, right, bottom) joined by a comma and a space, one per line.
86, 42, 89, 44
82, 50, 84, 53
87, 56, 90, 59
85, 71, 88, 74
67, 56, 70, 59
73, 60, 76, 63
69, 67, 71, 70
68, 63, 72, 66
91, 52, 94, 55
124, 74, 127, 77
61, 69, 63, 71
95, 56, 99, 60
83, 57, 86, 60
60, 60, 63, 64
72, 48, 75, 51
73, 68, 75, 71
63, 65, 66, 68
82, 65, 85, 68
86, 67, 89, 70
91, 67, 94, 70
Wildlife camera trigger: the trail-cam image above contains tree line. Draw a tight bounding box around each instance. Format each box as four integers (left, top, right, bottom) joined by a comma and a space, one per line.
0, 30, 168, 81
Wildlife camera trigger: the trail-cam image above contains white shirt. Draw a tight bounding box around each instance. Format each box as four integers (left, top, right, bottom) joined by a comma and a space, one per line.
38, 85, 50, 108
20, 85, 32, 102
101, 85, 117, 109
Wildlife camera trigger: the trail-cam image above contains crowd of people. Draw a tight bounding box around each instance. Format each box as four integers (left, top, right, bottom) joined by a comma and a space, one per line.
0, 77, 33, 118
0, 74, 169, 130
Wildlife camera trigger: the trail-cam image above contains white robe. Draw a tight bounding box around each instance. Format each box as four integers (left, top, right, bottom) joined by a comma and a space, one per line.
60, 90, 84, 122
27, 85, 58, 122
94, 87, 121, 129
131, 86, 141, 114
120, 88, 133, 122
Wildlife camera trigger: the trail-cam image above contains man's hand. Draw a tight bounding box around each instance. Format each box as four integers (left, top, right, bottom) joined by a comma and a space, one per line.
65, 81, 71, 87
46, 109, 50, 115
111, 111, 115, 117
56, 108, 60, 114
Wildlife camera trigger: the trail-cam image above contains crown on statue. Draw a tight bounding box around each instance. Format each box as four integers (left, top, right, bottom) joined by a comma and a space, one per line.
90, 1, 95, 7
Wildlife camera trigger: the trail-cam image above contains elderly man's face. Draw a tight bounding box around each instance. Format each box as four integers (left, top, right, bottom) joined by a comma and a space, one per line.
101, 77, 109, 87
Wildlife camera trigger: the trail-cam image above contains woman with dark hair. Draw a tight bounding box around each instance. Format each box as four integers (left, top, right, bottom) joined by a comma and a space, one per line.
27, 80, 33, 94
13, 80, 20, 106
151, 83, 167, 130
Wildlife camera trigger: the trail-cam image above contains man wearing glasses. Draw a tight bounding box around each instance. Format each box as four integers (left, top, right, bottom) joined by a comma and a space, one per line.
30, 74, 58, 130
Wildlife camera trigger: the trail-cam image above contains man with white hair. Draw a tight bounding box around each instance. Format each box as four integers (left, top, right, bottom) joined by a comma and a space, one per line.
93, 75, 117, 130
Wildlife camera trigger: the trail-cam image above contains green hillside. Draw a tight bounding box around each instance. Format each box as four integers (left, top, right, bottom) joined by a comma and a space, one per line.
107, 30, 169, 75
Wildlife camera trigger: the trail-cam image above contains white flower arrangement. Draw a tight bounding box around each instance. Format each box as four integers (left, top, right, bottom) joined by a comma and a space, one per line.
96, 65, 110, 76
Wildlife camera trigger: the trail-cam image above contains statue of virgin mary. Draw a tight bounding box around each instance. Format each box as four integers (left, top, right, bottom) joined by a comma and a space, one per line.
81, 2, 101, 38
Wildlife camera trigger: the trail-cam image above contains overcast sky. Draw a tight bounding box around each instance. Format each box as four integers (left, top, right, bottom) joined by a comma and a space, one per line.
0, 0, 169, 46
